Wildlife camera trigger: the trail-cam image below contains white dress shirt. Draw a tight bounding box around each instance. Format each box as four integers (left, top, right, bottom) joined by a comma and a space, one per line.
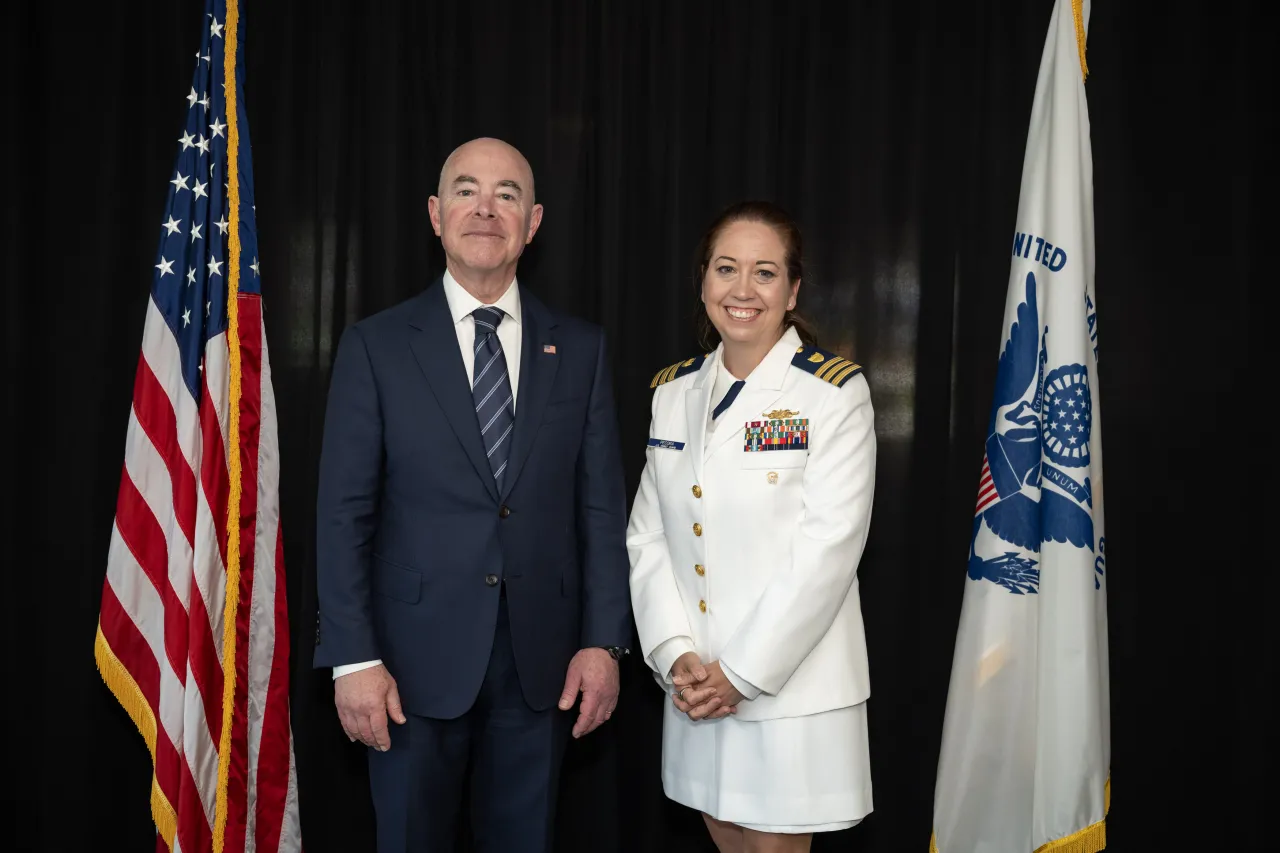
333, 270, 523, 679
649, 350, 762, 701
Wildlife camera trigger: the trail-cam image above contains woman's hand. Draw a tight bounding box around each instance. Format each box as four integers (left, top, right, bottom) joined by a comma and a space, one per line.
669, 653, 737, 720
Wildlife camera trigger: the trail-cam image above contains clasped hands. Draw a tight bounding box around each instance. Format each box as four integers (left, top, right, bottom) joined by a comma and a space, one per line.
669, 651, 742, 721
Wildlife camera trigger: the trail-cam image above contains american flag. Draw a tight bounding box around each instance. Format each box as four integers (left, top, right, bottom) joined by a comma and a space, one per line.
93, 1, 302, 851
975, 452, 998, 514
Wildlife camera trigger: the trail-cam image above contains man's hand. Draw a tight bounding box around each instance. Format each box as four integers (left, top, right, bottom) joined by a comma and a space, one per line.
558, 648, 619, 738
672, 658, 741, 721
335, 664, 406, 751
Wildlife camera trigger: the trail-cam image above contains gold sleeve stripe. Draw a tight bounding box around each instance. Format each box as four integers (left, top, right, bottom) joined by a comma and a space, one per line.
831, 362, 863, 387
816, 357, 850, 381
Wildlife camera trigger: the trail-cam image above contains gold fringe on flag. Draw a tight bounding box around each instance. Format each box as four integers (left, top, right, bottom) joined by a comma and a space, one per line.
1071, 0, 1089, 80
214, 0, 244, 849
94, 626, 180, 849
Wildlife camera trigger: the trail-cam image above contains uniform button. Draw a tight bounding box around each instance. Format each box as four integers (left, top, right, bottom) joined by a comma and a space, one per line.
695, 564, 705, 576
698, 599, 707, 613
692, 485, 702, 498
692, 523, 702, 536
485, 574, 500, 587
499, 505, 511, 518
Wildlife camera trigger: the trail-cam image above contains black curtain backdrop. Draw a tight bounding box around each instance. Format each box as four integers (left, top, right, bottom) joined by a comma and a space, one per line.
7, 0, 1265, 851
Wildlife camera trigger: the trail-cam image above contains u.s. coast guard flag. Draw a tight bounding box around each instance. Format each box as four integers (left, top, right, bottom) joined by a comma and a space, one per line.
930, 2, 1110, 852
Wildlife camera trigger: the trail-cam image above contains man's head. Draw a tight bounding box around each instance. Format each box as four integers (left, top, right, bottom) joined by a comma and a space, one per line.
428, 138, 543, 287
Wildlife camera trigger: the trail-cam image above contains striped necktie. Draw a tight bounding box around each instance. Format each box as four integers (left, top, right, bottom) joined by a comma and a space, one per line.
471, 306, 515, 490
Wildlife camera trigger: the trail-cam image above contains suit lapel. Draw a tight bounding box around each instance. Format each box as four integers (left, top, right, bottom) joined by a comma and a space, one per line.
684, 360, 715, 485
408, 282, 500, 503
501, 291, 559, 500
705, 330, 801, 459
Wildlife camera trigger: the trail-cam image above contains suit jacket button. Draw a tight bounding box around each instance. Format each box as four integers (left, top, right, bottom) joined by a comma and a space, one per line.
499, 505, 511, 518
695, 564, 705, 576
698, 599, 707, 613
485, 574, 500, 587
692, 522, 702, 536
692, 485, 702, 498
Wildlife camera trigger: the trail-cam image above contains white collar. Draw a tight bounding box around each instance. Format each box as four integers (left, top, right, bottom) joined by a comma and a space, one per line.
442, 268, 523, 327
700, 326, 802, 392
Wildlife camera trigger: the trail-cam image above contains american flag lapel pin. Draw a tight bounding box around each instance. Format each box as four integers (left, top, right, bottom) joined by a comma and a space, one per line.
543, 344, 556, 354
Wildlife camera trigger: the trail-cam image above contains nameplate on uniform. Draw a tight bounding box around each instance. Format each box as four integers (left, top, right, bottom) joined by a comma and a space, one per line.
648, 438, 686, 451
744, 418, 809, 452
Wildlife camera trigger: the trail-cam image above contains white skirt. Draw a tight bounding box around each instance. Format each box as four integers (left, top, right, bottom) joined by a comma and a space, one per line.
660, 698, 873, 833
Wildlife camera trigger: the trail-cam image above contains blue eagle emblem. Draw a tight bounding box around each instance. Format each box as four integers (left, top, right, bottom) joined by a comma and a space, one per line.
969, 271, 1096, 594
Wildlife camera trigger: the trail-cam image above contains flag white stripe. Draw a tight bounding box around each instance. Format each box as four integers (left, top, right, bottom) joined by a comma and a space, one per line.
278, 734, 302, 848
182, 659, 220, 828
142, 297, 201, 474
204, 332, 232, 456
245, 323, 283, 852
195, 335, 231, 662
193, 473, 228, 667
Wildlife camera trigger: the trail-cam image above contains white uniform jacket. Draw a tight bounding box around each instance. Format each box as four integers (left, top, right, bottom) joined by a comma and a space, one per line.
627, 327, 877, 722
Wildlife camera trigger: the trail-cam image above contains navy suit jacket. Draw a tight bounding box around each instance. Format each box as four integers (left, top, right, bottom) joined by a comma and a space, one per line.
313, 278, 632, 719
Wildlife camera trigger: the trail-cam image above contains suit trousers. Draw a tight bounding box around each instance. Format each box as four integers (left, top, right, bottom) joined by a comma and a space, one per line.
368, 591, 571, 852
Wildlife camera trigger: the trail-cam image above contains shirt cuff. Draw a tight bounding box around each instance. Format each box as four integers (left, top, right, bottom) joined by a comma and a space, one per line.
651, 636, 697, 685
720, 661, 762, 701
333, 659, 382, 680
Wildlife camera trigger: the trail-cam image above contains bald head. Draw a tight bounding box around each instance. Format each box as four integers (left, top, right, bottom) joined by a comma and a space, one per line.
427, 136, 545, 296
437, 137, 536, 205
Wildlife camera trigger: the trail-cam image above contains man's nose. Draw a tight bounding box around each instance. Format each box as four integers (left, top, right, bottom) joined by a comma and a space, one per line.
473, 193, 496, 217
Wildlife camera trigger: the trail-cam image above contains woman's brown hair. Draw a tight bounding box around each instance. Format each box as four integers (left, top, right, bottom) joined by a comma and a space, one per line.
693, 200, 819, 351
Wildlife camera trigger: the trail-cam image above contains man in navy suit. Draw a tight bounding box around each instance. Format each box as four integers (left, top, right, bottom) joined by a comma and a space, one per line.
314, 137, 632, 852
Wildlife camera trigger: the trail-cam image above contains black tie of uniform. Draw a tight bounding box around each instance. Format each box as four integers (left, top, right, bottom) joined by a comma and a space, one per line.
712, 379, 745, 420
471, 306, 515, 490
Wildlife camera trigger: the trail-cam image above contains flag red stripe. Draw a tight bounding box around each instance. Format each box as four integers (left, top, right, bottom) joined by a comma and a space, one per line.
133, 354, 198, 547
115, 467, 192, 683
188, 364, 234, 748
224, 295, 265, 853
186, 557, 225, 748
176, 741, 213, 853
99, 580, 162, 730
200, 362, 231, 571
255, 523, 292, 851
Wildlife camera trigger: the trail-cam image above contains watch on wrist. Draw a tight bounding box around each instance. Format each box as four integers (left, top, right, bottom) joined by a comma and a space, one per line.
601, 645, 629, 662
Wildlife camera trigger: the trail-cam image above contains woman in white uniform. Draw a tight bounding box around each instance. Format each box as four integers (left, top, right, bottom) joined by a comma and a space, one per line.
627, 201, 877, 852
